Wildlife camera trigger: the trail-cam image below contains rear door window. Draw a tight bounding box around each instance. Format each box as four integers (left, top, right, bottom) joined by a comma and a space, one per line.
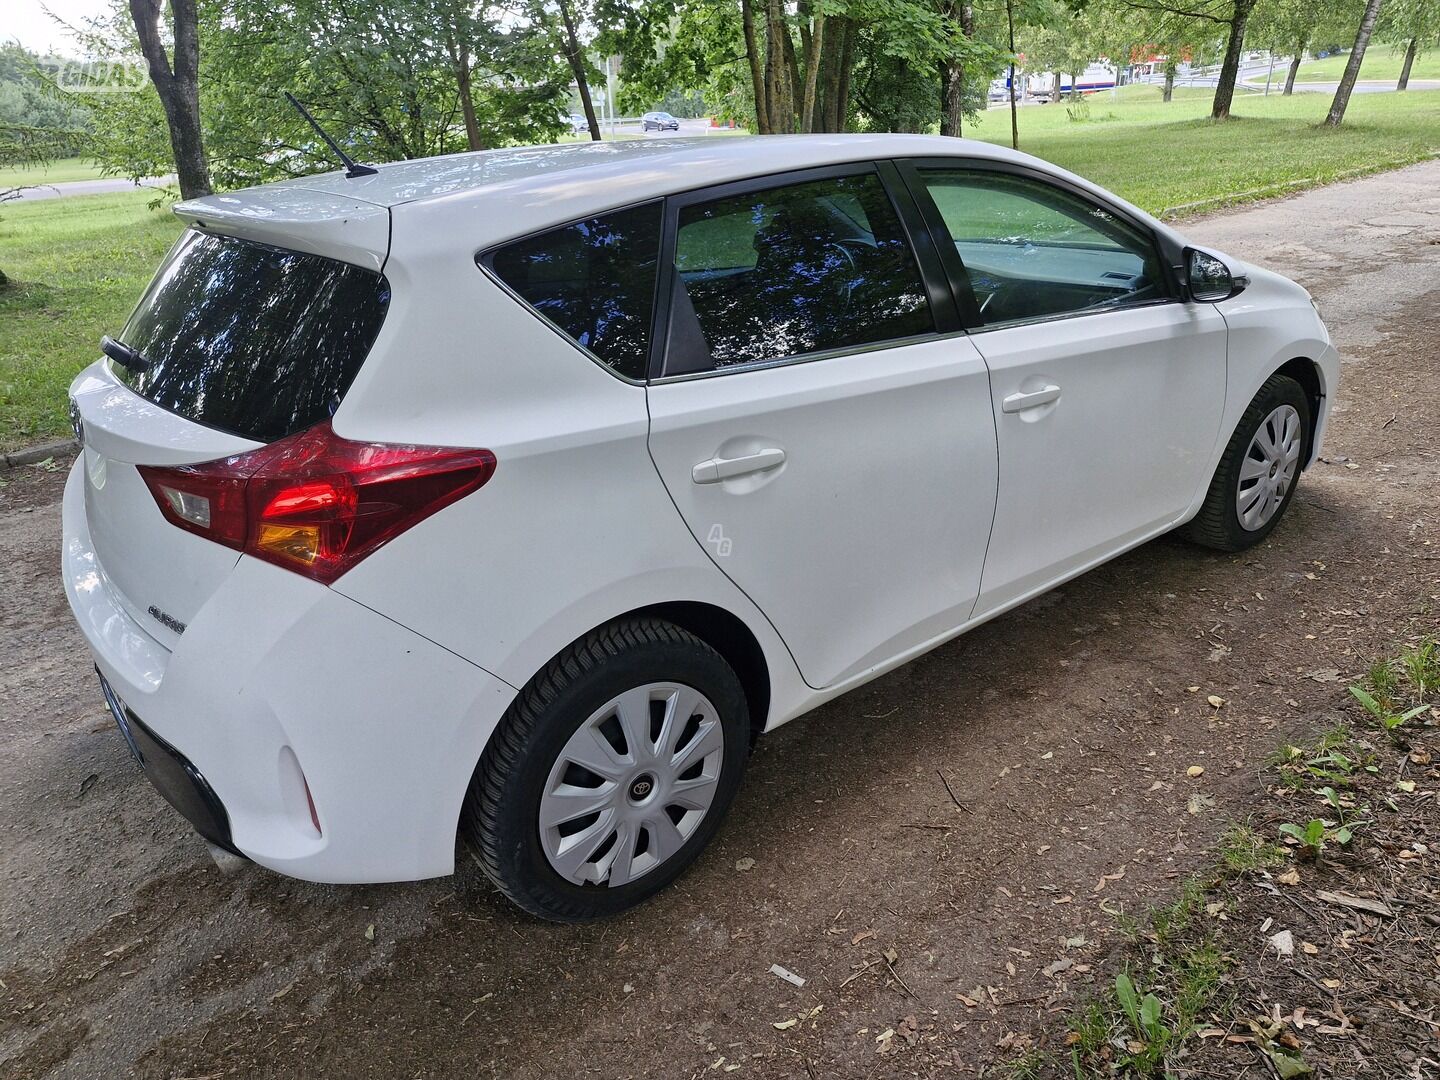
115, 230, 391, 443
487, 202, 663, 381
663, 172, 934, 375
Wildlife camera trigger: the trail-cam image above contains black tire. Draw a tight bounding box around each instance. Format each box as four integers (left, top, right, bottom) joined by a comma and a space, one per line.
1183, 373, 1312, 552
461, 618, 750, 922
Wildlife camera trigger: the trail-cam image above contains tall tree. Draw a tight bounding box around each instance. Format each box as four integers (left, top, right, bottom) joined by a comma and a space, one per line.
739, 0, 772, 131
1378, 0, 1440, 90
1325, 0, 1385, 125
938, 0, 977, 136
554, 0, 603, 139
763, 0, 796, 131
128, 0, 210, 197
1117, 0, 1258, 118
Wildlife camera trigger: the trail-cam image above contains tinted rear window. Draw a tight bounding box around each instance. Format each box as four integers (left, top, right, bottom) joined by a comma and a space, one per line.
486, 202, 662, 381
115, 230, 390, 442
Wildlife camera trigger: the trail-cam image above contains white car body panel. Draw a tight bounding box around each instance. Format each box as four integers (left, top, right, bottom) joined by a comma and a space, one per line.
970, 302, 1228, 614
59, 134, 1339, 885
646, 336, 998, 689
64, 463, 515, 881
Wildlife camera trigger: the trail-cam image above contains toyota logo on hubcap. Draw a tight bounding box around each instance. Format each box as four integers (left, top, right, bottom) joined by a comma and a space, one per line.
630, 778, 652, 799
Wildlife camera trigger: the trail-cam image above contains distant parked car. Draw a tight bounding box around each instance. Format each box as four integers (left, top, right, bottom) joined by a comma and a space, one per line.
64, 134, 1338, 922
641, 110, 680, 132
565, 113, 589, 135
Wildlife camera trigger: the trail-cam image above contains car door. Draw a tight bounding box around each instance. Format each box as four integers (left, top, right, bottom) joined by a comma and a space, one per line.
645, 164, 999, 690
899, 161, 1227, 616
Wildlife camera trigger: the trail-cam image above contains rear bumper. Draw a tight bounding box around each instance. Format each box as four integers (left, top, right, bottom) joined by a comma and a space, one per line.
99, 669, 239, 854
62, 458, 518, 883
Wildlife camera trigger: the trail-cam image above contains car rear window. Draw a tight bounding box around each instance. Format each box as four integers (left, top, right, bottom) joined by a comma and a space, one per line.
114, 230, 391, 443
486, 202, 663, 381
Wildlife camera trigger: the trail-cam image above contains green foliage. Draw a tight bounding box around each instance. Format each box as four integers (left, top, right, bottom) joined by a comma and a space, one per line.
1278, 817, 1328, 851
1349, 684, 1429, 733
1399, 637, 1439, 701
73, 0, 571, 189
1218, 824, 1287, 874
1278, 783, 1368, 857
0, 44, 91, 155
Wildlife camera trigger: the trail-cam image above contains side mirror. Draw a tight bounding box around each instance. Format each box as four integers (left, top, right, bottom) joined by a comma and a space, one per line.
1186, 249, 1244, 305
1185, 247, 1247, 302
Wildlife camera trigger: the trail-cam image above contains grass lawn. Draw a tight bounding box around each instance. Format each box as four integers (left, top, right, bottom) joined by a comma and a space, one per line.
0, 157, 108, 190
964, 86, 1440, 216
1, 90, 1437, 450
0, 191, 183, 449
1293, 47, 1440, 84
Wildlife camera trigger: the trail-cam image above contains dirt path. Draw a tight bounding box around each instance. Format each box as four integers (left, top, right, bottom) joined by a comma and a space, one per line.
2, 162, 1437, 1080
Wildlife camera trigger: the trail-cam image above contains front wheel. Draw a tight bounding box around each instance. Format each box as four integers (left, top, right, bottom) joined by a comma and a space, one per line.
1183, 373, 1312, 552
462, 619, 750, 922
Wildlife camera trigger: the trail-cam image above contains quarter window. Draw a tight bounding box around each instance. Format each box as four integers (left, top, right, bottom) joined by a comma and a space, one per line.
664, 172, 934, 374
488, 202, 662, 381
916, 170, 1165, 327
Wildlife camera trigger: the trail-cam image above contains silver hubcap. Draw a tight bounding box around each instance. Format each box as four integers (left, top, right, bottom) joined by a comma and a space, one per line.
1236, 404, 1302, 531
539, 683, 724, 887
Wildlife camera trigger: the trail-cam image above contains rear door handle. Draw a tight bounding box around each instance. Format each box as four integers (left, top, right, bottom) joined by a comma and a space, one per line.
1001, 384, 1062, 413
692, 448, 787, 484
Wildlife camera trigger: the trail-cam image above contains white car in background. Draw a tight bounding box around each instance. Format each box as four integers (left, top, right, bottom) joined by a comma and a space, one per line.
63, 135, 1338, 921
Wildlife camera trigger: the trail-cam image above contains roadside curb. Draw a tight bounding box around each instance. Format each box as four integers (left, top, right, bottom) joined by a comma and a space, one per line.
3, 439, 78, 469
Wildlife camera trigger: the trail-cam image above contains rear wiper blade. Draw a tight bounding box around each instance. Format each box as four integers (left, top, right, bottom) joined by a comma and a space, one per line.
101, 335, 150, 373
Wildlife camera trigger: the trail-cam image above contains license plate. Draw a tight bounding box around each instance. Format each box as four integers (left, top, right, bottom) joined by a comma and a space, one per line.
97, 672, 144, 765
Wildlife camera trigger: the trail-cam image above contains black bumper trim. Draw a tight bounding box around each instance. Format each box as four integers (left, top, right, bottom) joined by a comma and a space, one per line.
96, 670, 242, 856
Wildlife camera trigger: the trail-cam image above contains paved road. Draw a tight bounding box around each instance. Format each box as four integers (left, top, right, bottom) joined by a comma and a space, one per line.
1265, 78, 1440, 94
1, 161, 1437, 1079
11, 175, 172, 201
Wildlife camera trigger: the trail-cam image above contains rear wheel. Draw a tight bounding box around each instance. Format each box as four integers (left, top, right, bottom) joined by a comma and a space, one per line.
1183, 373, 1311, 552
462, 619, 750, 922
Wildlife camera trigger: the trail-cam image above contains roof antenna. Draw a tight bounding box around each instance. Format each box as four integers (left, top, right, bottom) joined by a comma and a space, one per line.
283, 91, 378, 178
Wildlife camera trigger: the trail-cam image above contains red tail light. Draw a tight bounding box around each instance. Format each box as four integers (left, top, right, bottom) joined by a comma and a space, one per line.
138, 422, 496, 584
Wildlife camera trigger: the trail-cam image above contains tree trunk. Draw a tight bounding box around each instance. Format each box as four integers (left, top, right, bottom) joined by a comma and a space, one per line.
938, 0, 974, 137
764, 0, 795, 133
1326, 0, 1385, 126
1397, 36, 1416, 90
1210, 0, 1256, 120
557, 0, 601, 141
455, 45, 483, 150
1283, 37, 1305, 95
1163, 55, 1176, 101
838, 22, 856, 130
817, 17, 842, 132
1005, 0, 1018, 149
740, 0, 770, 133
128, 0, 211, 198
782, 13, 803, 128
800, 10, 825, 131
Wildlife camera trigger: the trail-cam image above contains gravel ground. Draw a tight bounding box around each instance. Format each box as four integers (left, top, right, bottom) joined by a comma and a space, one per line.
1, 161, 1437, 1080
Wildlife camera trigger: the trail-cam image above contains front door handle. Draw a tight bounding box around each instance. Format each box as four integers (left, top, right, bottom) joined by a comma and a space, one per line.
692, 448, 786, 484
1001, 384, 1062, 413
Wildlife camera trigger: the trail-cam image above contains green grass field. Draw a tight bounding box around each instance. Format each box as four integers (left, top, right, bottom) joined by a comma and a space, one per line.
1, 191, 183, 449
1293, 47, 1440, 84
0, 157, 108, 190
1, 89, 1437, 450
965, 86, 1440, 215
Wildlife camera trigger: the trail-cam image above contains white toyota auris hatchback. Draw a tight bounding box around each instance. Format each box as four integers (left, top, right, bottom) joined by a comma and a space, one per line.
63, 135, 1339, 921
